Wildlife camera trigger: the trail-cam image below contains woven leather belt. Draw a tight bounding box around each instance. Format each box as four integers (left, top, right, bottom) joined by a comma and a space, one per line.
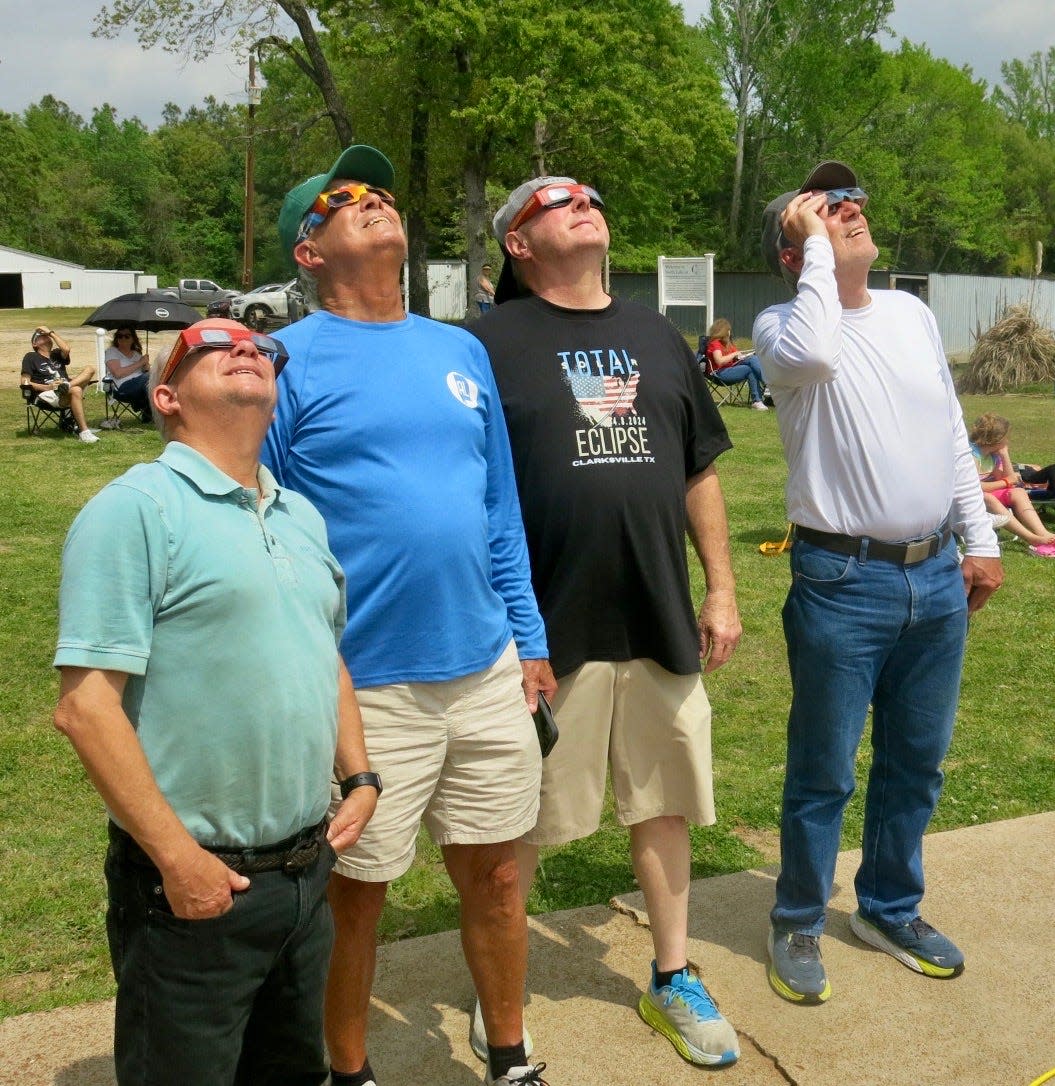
109, 819, 326, 876
794, 524, 952, 566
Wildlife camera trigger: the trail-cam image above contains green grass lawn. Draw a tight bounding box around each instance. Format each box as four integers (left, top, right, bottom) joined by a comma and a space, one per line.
1, 384, 1053, 1017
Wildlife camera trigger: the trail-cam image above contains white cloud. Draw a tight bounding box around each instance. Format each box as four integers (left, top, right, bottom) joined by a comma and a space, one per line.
1, 0, 246, 127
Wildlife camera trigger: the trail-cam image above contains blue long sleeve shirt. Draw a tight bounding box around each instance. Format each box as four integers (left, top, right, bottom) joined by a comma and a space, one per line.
263, 310, 547, 688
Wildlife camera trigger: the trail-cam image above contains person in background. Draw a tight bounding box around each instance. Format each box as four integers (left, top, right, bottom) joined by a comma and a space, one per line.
474, 262, 497, 315
104, 326, 152, 423
969, 412, 1055, 556
701, 317, 769, 410
54, 317, 376, 1085
20, 326, 98, 442
754, 160, 1003, 1006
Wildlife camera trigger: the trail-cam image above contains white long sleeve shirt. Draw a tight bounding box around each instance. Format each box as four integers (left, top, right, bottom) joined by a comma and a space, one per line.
753, 236, 997, 556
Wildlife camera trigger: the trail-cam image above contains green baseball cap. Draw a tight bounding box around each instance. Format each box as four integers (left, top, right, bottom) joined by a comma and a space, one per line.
278, 144, 396, 256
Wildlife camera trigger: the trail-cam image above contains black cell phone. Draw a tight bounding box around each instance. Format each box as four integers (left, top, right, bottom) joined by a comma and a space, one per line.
532, 691, 559, 758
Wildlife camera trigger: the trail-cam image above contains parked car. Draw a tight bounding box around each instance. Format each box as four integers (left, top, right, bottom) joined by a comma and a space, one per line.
230, 279, 300, 330
147, 278, 239, 308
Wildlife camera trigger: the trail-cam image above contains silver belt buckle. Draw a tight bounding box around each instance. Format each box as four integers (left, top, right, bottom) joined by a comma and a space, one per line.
902, 538, 933, 564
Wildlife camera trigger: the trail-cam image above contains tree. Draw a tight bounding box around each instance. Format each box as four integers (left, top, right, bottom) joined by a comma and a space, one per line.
992, 48, 1055, 142
700, 0, 893, 255
94, 1, 356, 143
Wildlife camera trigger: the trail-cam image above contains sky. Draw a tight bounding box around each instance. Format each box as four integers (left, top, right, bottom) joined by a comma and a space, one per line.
1, 0, 1053, 129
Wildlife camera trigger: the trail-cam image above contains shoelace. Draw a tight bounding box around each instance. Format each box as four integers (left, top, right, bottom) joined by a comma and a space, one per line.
663, 973, 719, 1018
504, 1062, 548, 1085
906, 917, 938, 939
786, 933, 822, 961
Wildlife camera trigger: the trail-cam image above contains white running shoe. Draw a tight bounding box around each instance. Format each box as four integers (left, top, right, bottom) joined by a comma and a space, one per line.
750, 400, 769, 411
78, 429, 100, 443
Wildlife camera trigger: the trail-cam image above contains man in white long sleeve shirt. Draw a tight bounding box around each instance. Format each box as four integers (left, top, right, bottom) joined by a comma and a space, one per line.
752, 161, 1003, 1006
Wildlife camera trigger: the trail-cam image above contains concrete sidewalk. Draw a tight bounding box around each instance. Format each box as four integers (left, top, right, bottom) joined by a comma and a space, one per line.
3, 812, 1053, 1086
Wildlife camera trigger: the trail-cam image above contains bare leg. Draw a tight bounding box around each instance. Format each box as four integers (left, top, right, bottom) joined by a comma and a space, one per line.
630, 815, 690, 970
1007, 490, 1055, 543
324, 874, 388, 1074
444, 841, 526, 1048
69, 365, 96, 389
515, 840, 540, 906
60, 386, 92, 434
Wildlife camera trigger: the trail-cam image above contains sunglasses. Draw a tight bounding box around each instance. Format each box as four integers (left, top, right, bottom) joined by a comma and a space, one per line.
159, 327, 289, 386
508, 184, 605, 232
116, 332, 133, 340
820, 187, 868, 212
297, 183, 397, 244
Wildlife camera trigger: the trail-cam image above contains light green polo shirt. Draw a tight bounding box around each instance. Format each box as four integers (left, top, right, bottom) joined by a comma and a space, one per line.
55, 442, 347, 847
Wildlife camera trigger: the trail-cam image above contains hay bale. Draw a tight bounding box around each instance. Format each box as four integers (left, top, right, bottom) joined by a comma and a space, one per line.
960, 304, 1055, 393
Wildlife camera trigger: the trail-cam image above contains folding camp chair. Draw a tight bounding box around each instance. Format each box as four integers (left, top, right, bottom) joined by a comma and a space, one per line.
100, 376, 143, 428
696, 336, 751, 407
20, 380, 78, 436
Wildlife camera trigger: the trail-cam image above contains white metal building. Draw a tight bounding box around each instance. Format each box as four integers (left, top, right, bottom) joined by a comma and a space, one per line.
0, 245, 158, 308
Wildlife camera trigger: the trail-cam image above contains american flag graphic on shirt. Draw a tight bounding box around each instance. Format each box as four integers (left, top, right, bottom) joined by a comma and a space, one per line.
565, 371, 639, 426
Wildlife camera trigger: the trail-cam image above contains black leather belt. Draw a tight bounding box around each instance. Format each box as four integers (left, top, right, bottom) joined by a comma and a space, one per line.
794, 524, 952, 566
108, 819, 327, 875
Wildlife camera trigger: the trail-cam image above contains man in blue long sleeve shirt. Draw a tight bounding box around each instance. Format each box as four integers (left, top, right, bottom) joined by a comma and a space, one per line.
263, 145, 554, 1086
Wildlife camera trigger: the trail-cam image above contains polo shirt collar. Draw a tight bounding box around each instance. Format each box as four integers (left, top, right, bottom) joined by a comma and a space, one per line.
158, 441, 285, 505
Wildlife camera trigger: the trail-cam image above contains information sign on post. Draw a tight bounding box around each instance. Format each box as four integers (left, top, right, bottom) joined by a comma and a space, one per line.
657, 255, 714, 330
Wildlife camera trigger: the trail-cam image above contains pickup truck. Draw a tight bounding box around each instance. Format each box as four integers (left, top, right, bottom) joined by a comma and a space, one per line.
147, 279, 238, 308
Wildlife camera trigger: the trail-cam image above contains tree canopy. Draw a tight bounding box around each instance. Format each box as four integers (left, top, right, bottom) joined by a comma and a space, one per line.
2, 0, 1053, 294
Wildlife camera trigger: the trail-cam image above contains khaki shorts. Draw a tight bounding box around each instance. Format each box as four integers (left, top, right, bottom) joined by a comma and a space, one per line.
331, 641, 541, 882
524, 659, 716, 847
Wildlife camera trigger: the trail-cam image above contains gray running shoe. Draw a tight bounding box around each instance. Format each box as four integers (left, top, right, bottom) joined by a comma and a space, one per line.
850, 910, 965, 977
767, 928, 831, 1004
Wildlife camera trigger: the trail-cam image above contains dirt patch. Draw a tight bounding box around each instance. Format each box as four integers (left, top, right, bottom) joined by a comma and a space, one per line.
731, 824, 781, 863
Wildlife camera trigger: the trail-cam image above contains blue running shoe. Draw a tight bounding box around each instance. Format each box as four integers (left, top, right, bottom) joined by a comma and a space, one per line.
850, 910, 965, 978
636, 961, 739, 1066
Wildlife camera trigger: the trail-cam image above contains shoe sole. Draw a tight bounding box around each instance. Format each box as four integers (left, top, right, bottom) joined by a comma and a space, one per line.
849, 911, 964, 978
766, 930, 832, 1005
636, 993, 738, 1066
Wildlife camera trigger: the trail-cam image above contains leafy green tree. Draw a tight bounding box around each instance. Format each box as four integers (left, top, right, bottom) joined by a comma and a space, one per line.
700, 0, 893, 256
992, 48, 1055, 142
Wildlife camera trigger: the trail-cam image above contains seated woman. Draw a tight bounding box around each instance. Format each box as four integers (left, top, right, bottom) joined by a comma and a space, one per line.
969, 412, 1055, 556
703, 317, 769, 410
104, 327, 151, 422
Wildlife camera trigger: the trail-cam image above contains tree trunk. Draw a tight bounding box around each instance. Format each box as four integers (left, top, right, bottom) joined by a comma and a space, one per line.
276, 1, 355, 146
406, 78, 431, 317
464, 143, 490, 322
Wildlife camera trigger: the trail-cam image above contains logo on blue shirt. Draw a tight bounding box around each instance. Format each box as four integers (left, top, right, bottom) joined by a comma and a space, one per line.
446, 372, 479, 408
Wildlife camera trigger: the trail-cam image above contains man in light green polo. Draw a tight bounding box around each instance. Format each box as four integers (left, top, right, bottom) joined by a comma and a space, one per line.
53, 317, 379, 1086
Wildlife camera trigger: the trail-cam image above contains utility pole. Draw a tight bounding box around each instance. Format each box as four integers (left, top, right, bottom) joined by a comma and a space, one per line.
242, 51, 261, 291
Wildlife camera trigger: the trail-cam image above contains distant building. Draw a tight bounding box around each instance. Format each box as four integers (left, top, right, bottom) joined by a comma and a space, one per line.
0, 245, 158, 308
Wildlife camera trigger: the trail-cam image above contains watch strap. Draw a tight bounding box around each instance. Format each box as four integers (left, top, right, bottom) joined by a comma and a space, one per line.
337, 771, 383, 799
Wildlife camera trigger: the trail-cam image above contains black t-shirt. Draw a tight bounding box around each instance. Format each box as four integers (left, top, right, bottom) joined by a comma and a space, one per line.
21, 348, 69, 385
471, 295, 732, 678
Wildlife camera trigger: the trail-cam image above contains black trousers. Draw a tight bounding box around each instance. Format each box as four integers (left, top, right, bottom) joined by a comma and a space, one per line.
105, 830, 336, 1086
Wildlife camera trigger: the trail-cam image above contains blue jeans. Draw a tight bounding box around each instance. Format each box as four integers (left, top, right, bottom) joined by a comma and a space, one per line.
771, 536, 968, 936
106, 825, 335, 1085
112, 371, 151, 416
712, 354, 765, 402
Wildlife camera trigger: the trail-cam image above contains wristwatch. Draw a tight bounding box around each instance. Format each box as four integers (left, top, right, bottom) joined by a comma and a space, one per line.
337, 771, 383, 799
